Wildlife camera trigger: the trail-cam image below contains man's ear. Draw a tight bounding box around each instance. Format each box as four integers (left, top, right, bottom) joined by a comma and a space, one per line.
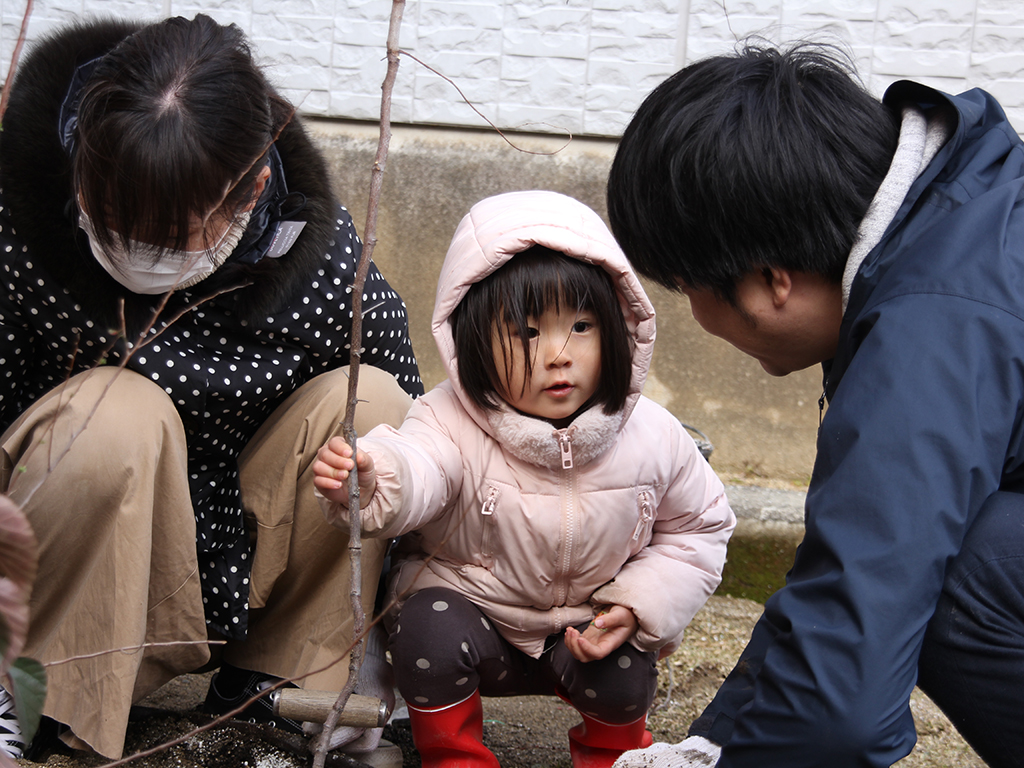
762, 266, 794, 307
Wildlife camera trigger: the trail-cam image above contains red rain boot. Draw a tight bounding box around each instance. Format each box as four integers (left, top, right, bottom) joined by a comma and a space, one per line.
406, 690, 500, 768
567, 711, 653, 768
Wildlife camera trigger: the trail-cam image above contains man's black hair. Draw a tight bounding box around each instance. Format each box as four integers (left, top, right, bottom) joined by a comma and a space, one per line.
451, 245, 633, 416
607, 40, 899, 303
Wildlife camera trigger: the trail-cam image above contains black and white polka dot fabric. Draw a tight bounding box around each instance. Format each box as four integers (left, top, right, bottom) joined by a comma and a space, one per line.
0, 198, 423, 638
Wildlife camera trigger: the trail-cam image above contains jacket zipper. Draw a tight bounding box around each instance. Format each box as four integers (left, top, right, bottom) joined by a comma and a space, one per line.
481, 487, 497, 516
555, 427, 577, 607
480, 486, 498, 567
558, 429, 574, 469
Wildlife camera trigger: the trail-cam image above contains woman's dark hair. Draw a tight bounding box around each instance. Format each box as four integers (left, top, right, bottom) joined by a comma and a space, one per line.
607, 40, 900, 304
74, 14, 293, 257
451, 245, 633, 416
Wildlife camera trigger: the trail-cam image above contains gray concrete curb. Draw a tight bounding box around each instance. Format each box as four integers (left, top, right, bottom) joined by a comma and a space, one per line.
725, 484, 806, 527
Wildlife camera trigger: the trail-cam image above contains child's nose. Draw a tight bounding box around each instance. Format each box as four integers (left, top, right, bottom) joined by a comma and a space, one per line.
545, 339, 572, 366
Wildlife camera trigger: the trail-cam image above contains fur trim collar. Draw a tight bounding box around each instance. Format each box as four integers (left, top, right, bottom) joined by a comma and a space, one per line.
486, 404, 624, 470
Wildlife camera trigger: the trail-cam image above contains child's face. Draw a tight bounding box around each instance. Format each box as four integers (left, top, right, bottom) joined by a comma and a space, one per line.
492, 306, 602, 429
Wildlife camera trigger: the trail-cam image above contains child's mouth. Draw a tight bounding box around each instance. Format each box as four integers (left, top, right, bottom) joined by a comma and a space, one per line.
546, 383, 573, 397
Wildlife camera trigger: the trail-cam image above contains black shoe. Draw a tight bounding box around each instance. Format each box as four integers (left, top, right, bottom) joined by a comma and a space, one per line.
23, 716, 67, 762
202, 664, 304, 734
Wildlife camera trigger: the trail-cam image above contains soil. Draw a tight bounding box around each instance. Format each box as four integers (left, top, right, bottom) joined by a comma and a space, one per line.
16, 595, 984, 768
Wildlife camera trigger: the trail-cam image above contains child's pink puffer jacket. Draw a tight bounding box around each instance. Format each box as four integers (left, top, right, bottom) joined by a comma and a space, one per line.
321, 190, 735, 658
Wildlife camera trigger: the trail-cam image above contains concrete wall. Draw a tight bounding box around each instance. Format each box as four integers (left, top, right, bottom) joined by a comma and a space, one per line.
312, 118, 823, 482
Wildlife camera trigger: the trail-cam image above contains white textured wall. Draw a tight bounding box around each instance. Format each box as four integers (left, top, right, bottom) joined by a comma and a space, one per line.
2, 0, 1023, 137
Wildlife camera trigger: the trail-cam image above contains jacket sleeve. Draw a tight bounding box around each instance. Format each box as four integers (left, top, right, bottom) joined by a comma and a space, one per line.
691, 295, 1024, 767
592, 410, 736, 654
319, 386, 466, 536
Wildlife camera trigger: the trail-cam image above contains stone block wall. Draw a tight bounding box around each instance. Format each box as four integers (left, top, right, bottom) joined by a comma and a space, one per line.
3, 0, 1023, 138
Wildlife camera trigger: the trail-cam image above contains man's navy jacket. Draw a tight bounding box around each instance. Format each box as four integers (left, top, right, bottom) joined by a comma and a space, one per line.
690, 81, 1024, 766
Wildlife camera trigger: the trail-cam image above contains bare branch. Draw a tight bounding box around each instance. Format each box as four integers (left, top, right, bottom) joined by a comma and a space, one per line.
399, 49, 573, 156
42, 640, 226, 668
8, 283, 244, 507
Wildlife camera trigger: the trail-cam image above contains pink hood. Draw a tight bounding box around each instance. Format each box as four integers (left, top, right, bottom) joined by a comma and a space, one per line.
432, 190, 656, 438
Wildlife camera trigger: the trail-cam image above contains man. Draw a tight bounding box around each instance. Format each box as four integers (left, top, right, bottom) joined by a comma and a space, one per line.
606, 41, 1024, 768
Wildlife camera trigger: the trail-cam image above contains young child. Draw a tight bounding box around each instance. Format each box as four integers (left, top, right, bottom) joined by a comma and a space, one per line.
313, 190, 735, 768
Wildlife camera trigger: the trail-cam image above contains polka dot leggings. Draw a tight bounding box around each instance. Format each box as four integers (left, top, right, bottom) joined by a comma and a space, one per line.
389, 587, 658, 723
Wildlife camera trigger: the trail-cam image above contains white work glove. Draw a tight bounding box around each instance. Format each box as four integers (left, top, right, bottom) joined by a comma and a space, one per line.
303, 623, 396, 754
612, 735, 721, 768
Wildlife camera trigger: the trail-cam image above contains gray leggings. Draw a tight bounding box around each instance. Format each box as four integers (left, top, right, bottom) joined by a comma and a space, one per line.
389, 587, 658, 723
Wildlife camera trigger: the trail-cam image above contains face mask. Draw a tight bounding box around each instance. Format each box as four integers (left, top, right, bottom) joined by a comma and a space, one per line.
78, 208, 251, 295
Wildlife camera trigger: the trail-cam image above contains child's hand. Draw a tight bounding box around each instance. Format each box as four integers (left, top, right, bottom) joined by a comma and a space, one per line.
564, 604, 638, 663
312, 436, 377, 508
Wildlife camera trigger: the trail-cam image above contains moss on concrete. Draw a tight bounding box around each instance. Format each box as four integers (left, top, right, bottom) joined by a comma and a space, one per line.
716, 527, 801, 604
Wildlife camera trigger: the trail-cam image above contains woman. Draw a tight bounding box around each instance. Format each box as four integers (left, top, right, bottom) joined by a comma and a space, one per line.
0, 14, 422, 760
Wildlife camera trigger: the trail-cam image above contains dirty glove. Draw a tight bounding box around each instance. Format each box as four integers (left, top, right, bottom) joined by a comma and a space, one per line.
303, 622, 395, 754
612, 735, 721, 768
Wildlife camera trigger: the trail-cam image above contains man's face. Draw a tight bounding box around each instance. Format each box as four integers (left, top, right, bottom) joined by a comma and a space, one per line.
679, 269, 844, 376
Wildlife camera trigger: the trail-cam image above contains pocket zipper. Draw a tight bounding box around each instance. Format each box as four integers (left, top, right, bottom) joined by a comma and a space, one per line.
632, 491, 654, 541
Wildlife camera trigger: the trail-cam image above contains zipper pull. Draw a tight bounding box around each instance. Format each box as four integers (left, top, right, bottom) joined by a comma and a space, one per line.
481, 487, 497, 516
558, 429, 574, 469
633, 491, 654, 541
818, 388, 827, 427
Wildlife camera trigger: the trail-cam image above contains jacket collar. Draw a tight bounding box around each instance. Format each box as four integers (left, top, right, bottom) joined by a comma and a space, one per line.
841, 103, 954, 314
486, 403, 624, 470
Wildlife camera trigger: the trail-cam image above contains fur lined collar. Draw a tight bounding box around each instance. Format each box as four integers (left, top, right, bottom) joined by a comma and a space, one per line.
486, 404, 624, 470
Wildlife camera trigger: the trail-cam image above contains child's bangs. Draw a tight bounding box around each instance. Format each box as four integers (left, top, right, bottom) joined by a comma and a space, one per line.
498, 248, 601, 325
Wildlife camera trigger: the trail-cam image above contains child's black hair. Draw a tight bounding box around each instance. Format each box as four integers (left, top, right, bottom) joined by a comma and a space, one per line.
451, 245, 633, 416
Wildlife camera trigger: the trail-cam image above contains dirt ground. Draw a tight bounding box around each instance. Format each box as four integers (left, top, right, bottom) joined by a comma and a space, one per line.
15, 595, 985, 768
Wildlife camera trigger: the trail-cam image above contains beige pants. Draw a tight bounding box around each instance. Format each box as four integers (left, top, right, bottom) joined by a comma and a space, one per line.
1, 364, 412, 758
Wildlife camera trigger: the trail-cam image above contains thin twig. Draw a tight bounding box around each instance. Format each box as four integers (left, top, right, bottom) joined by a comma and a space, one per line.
399, 49, 573, 156
651, 658, 675, 713
95, 683, 303, 768
42, 640, 226, 667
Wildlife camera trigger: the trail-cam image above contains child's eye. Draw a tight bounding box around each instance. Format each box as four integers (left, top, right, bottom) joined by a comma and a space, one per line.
526, 327, 540, 339
573, 321, 593, 333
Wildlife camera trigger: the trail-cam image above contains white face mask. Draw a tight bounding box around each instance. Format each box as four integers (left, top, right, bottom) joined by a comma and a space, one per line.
78, 208, 250, 295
